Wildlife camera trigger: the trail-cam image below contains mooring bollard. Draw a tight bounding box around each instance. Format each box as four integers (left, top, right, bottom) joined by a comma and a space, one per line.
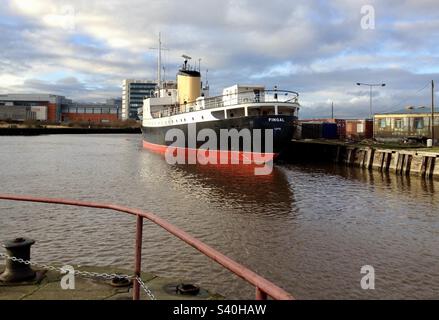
0, 237, 36, 283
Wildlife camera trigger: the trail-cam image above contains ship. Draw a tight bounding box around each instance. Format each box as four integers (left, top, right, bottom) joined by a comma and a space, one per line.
141, 39, 300, 165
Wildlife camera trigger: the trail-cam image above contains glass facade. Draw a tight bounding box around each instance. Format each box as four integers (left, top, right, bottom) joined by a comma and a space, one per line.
123, 81, 156, 120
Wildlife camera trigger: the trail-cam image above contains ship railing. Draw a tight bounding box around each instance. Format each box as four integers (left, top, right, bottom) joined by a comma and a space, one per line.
201, 89, 299, 111
151, 105, 180, 118
0, 194, 294, 300
186, 89, 299, 112
149, 89, 299, 119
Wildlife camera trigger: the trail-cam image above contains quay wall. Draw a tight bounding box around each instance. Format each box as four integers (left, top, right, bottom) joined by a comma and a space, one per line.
0, 127, 141, 136
282, 140, 439, 179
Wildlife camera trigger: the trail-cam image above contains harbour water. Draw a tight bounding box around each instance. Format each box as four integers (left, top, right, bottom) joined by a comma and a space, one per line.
1, 134, 438, 299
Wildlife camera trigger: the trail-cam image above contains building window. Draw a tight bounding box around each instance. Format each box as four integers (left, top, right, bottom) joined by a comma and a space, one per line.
394, 118, 403, 129
414, 118, 424, 129
379, 119, 386, 128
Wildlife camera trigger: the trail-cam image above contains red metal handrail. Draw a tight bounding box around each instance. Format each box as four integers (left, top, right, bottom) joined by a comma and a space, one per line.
0, 194, 294, 300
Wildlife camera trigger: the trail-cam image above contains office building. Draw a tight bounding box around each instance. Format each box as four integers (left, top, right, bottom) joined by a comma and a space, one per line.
122, 80, 156, 120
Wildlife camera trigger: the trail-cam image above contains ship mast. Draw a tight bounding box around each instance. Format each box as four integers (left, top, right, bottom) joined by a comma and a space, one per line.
150, 33, 169, 94
157, 32, 162, 90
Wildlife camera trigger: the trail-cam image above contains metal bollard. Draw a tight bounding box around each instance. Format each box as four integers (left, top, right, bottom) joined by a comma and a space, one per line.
0, 237, 36, 283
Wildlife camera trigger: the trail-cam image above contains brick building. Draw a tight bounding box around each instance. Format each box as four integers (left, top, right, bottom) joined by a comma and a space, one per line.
0, 94, 70, 122
61, 99, 121, 123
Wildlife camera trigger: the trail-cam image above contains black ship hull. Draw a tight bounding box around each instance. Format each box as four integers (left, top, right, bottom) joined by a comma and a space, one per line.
142, 115, 297, 163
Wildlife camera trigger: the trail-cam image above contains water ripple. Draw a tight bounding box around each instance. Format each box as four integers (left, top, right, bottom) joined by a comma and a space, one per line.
1, 135, 438, 299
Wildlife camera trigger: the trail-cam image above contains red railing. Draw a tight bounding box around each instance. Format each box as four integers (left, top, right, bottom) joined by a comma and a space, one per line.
0, 194, 294, 300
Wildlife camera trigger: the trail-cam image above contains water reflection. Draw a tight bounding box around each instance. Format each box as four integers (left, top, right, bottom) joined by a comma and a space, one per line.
289, 162, 437, 198
139, 152, 296, 216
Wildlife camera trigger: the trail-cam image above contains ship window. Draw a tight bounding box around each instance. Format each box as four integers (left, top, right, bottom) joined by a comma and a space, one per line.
278, 106, 295, 115
201, 116, 204, 119
227, 108, 245, 118
192, 117, 194, 120
260, 106, 275, 115
211, 111, 225, 120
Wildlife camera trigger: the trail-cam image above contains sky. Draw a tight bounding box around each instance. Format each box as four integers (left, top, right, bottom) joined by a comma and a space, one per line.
0, 0, 438, 118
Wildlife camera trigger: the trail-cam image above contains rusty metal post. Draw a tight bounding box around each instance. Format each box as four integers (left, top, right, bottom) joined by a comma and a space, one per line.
133, 215, 143, 300
256, 287, 268, 300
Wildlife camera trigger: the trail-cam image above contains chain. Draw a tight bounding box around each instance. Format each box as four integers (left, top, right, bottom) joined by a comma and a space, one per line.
1, 252, 155, 299
0, 252, 132, 280
1, 252, 63, 274
136, 276, 156, 300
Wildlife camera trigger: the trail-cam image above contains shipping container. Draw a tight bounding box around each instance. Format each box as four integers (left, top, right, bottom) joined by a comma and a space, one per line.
300, 118, 346, 139
300, 121, 339, 139
322, 122, 338, 139
335, 119, 346, 138
301, 122, 323, 139
345, 119, 373, 140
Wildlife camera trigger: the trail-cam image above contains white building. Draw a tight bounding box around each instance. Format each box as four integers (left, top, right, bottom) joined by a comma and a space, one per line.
30, 106, 48, 121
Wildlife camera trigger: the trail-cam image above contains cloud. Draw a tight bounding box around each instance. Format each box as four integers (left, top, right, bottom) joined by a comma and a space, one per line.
0, 0, 437, 115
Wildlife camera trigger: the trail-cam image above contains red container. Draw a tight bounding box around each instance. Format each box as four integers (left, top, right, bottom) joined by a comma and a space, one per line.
335, 119, 346, 138
345, 119, 373, 140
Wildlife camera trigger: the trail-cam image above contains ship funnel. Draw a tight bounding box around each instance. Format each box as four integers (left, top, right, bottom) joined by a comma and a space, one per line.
177, 57, 201, 112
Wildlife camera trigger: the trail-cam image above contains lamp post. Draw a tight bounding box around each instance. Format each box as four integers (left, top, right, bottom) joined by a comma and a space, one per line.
356, 82, 386, 119
432, 80, 435, 145
331, 101, 334, 119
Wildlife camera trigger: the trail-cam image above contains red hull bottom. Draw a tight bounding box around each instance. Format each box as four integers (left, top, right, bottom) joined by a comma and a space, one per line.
142, 140, 278, 164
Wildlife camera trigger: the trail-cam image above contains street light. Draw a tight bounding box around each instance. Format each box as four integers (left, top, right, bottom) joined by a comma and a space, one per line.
356, 82, 386, 119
